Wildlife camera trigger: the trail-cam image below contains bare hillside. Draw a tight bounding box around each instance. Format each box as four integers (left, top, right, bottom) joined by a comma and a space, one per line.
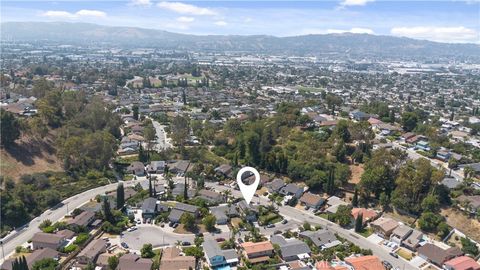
0, 131, 63, 180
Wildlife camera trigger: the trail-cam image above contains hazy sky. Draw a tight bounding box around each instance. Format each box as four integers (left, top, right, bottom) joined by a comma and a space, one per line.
2, 0, 479, 43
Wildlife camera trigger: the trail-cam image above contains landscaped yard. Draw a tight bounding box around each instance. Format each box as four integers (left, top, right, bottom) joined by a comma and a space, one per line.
230, 217, 242, 228
259, 213, 282, 225
396, 248, 413, 260
358, 227, 374, 238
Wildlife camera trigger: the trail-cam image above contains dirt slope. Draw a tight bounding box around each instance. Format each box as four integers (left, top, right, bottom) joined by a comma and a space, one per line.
0, 132, 63, 180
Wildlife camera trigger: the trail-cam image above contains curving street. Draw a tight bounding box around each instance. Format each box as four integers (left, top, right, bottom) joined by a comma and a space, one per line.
0, 179, 148, 264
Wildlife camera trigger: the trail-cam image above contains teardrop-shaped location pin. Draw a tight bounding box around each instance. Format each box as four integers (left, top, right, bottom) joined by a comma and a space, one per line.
236, 166, 260, 205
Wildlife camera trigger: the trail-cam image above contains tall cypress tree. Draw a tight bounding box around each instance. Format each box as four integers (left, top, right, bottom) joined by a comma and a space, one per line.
183, 176, 188, 199
148, 176, 153, 197
116, 183, 125, 210
352, 188, 359, 207
103, 196, 114, 223
355, 213, 363, 232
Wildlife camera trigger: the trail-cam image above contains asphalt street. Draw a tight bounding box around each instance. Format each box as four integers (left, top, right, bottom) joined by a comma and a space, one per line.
0, 179, 148, 264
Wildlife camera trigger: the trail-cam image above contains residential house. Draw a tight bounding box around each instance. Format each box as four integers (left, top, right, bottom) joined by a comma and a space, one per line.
401, 229, 423, 251
127, 161, 145, 176
210, 204, 238, 225
390, 225, 413, 245
349, 110, 370, 121
442, 177, 462, 190
67, 210, 95, 228
203, 239, 228, 268
76, 239, 107, 265
31, 232, 66, 250
146, 161, 165, 174
299, 230, 341, 250
443, 256, 480, 270
400, 132, 416, 143
280, 183, 304, 199
141, 197, 159, 219
198, 189, 224, 204
406, 135, 422, 144
215, 164, 233, 178
270, 235, 311, 262
160, 247, 196, 270
325, 196, 348, 214
299, 192, 325, 209
241, 241, 274, 264
456, 195, 480, 214
168, 202, 199, 222
236, 200, 259, 222
351, 208, 378, 225
56, 229, 75, 240
1, 247, 60, 270
172, 183, 195, 199
117, 253, 153, 270
169, 160, 190, 176
416, 140, 431, 151
370, 217, 399, 238
266, 179, 286, 194
437, 149, 452, 161
417, 243, 463, 267
345, 255, 385, 270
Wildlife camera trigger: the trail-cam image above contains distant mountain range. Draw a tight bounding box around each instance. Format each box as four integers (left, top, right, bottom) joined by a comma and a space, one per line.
2, 22, 479, 61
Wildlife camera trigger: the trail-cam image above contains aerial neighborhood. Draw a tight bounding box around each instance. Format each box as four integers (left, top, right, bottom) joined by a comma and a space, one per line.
1, 17, 480, 270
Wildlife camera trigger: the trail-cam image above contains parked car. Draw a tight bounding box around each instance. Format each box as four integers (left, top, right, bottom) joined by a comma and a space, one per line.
182, 241, 191, 246
389, 252, 398, 258
172, 223, 179, 228
281, 219, 288, 224
266, 224, 275, 228
273, 230, 282, 235
215, 238, 225, 242
121, 242, 129, 249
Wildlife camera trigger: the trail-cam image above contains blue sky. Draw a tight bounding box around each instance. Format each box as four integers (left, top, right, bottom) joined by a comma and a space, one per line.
2, 0, 479, 43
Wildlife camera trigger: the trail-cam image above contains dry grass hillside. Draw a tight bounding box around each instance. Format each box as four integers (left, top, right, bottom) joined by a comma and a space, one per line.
0, 131, 63, 180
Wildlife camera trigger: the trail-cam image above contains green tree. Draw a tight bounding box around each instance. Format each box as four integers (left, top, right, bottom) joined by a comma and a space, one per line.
334, 205, 352, 227
132, 105, 139, 120
180, 212, 196, 231
103, 196, 114, 223
354, 213, 363, 232
202, 214, 217, 232
0, 109, 21, 146
141, 243, 155, 258
401, 112, 418, 132
418, 211, 444, 232
392, 159, 443, 214
116, 183, 125, 210
31, 258, 58, 270
108, 255, 119, 270
379, 192, 390, 211
352, 188, 359, 207
461, 237, 479, 256
421, 194, 440, 213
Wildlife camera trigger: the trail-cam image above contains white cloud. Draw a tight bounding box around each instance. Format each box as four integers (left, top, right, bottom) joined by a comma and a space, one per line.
42, 11, 76, 19
176, 16, 195, 23
157, 2, 217, 16
75, 10, 107, 17
214, 20, 227, 26
41, 9, 106, 19
129, 0, 152, 7
339, 0, 374, 6
391, 26, 478, 43
327, 27, 374, 34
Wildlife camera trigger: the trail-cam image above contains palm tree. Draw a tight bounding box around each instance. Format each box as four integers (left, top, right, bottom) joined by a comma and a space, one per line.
222, 190, 232, 203
175, 240, 182, 247
463, 166, 476, 185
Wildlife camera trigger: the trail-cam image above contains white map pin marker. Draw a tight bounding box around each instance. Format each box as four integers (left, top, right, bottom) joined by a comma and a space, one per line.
236, 166, 260, 205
